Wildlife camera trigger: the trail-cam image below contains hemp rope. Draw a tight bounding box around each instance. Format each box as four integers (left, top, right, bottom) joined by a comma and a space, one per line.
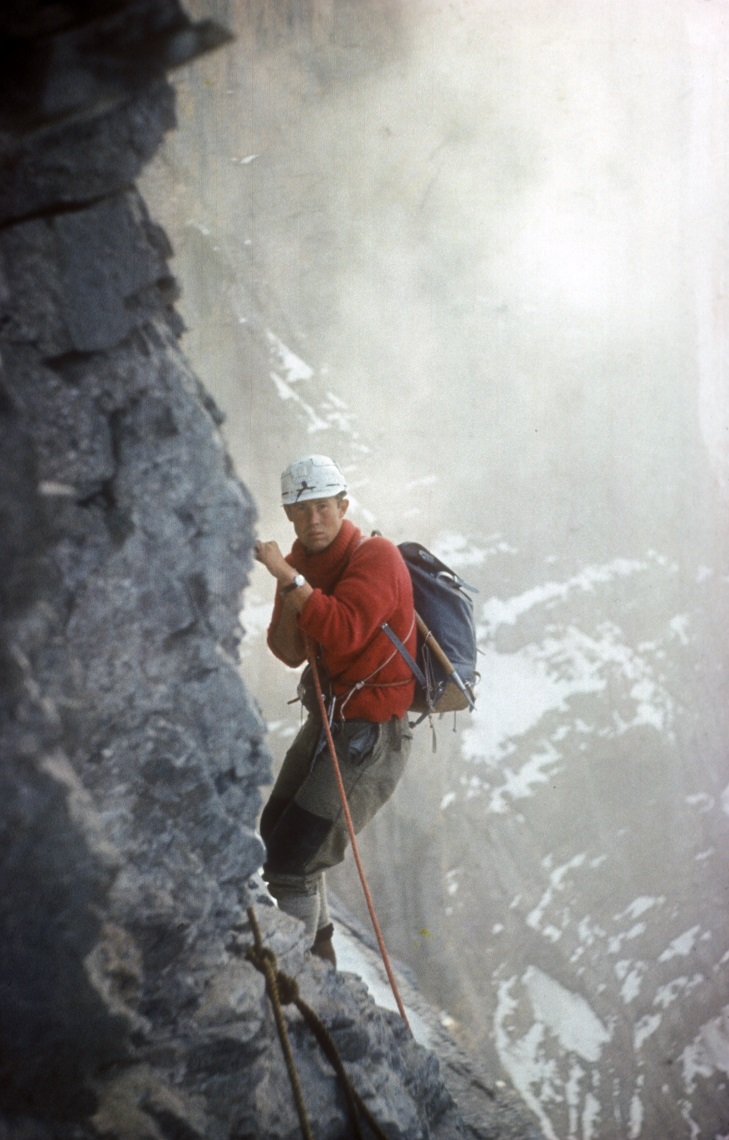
305, 635, 412, 1031
246, 906, 313, 1140
246, 906, 389, 1140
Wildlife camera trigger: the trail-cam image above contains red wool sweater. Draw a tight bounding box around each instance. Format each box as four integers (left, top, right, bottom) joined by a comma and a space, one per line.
267, 520, 416, 721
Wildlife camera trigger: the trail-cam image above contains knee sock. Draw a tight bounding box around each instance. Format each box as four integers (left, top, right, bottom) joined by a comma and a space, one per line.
274, 885, 320, 940
317, 873, 331, 933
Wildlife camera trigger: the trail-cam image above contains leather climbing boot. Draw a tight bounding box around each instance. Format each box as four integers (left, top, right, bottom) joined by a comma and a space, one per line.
311, 922, 337, 967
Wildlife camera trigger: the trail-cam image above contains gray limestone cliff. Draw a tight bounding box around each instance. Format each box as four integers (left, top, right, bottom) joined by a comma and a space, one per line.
0, 3, 543, 1137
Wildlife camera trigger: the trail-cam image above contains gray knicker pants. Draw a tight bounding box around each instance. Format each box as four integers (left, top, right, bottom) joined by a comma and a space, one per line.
260, 713, 412, 940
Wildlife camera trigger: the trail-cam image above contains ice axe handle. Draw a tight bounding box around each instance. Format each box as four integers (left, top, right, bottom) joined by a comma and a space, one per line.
414, 612, 476, 710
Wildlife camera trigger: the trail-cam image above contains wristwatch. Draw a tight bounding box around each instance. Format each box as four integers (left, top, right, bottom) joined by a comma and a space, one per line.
281, 573, 306, 595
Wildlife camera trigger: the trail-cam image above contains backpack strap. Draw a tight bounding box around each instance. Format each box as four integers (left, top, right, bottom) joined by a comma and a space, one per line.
380, 621, 428, 690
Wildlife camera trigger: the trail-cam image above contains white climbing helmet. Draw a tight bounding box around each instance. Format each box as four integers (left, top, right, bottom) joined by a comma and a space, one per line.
280, 454, 348, 506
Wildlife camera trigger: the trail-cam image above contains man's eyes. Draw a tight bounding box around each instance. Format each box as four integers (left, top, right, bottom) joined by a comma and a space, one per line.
294, 502, 331, 515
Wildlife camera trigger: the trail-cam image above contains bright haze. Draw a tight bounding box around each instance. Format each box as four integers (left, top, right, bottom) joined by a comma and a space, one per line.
142, 3, 729, 1136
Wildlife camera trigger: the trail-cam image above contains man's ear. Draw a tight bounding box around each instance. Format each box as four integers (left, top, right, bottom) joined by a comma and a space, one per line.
284, 505, 294, 521
338, 497, 350, 518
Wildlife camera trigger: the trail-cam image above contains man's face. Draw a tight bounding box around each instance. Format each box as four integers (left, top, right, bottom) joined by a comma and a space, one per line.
285, 496, 348, 553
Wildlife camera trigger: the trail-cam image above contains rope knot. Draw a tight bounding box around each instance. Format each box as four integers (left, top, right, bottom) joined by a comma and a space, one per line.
245, 941, 300, 1005
245, 943, 277, 975
277, 973, 301, 1005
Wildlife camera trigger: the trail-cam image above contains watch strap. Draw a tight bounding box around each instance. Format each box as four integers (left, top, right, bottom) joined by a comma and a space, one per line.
281, 573, 305, 595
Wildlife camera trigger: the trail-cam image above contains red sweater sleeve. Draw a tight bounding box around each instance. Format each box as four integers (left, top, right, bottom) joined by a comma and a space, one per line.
266, 554, 307, 668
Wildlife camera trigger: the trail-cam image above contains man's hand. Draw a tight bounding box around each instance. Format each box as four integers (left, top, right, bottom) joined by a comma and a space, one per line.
255, 538, 312, 617
254, 540, 290, 580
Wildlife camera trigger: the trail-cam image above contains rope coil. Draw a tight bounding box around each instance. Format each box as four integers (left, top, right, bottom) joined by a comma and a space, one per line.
246, 906, 389, 1140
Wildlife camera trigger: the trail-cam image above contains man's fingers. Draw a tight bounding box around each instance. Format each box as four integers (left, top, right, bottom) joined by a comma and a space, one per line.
255, 539, 281, 568
254, 540, 272, 563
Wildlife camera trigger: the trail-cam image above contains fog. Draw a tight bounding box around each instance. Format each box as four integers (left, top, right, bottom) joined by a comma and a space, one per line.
141, 2, 729, 1136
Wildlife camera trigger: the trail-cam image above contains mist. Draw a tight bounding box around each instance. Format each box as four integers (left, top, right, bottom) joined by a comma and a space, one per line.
141, 2, 729, 1136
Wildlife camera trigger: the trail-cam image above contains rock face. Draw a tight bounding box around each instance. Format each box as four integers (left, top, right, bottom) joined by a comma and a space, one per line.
0, 3, 542, 1138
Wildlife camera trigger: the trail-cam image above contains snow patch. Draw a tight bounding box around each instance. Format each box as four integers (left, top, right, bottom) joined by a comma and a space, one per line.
270, 372, 329, 432
461, 607, 676, 788
523, 966, 612, 1063
430, 531, 491, 569
493, 978, 560, 1140
681, 1006, 729, 1094
480, 557, 656, 629
607, 923, 647, 954
331, 929, 433, 1048
614, 961, 646, 1003
686, 792, 714, 812
582, 1091, 602, 1140
654, 975, 705, 1010
669, 613, 691, 645
266, 331, 314, 383
634, 1013, 662, 1049
658, 925, 701, 962
628, 1081, 645, 1139
487, 745, 563, 814
461, 643, 601, 766
614, 896, 665, 923
527, 853, 587, 938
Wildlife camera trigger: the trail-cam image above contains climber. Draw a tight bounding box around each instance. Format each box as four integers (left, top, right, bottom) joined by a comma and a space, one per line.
254, 454, 417, 967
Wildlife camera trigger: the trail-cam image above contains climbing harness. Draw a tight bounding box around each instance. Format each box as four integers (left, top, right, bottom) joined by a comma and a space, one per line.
246, 906, 389, 1140
304, 634, 412, 1032
336, 615, 414, 719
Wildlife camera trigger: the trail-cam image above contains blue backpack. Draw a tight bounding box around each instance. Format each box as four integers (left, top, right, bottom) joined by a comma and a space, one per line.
381, 542, 479, 720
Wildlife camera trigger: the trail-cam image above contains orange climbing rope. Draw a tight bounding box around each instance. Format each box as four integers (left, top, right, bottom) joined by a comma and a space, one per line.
305, 635, 411, 1032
